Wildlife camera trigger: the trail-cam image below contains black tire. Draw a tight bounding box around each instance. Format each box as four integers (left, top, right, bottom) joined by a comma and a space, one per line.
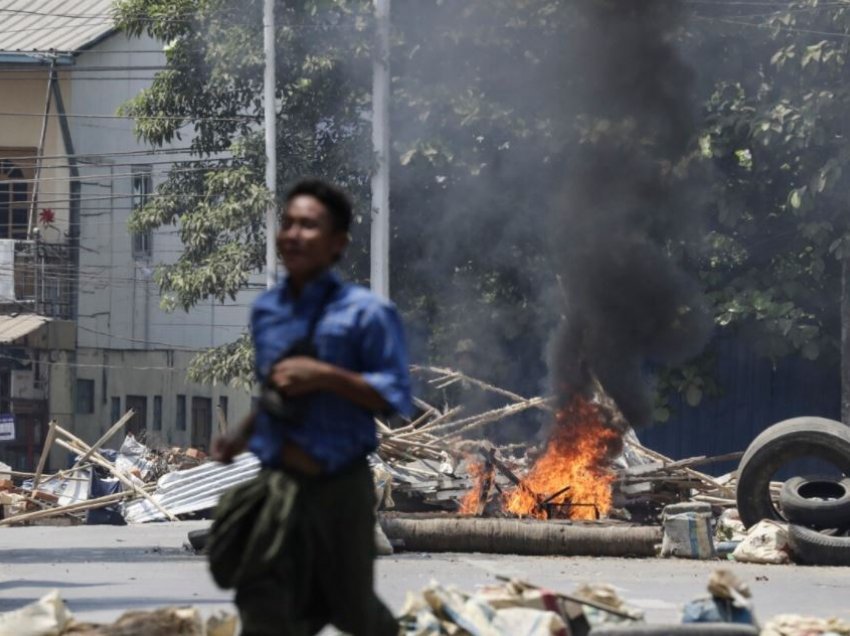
187, 527, 210, 552
736, 417, 850, 528
779, 475, 850, 529
590, 624, 758, 635
788, 523, 850, 566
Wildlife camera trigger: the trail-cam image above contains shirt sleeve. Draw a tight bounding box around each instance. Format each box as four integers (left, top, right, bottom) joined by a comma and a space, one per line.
358, 301, 414, 418
249, 298, 265, 384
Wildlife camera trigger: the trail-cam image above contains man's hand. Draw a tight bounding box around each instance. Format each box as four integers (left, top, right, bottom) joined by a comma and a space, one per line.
211, 411, 256, 464
270, 356, 331, 396
211, 433, 246, 465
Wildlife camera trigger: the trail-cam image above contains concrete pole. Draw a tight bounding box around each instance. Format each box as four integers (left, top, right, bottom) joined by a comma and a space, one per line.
842, 257, 850, 425
28, 59, 55, 239
264, 0, 277, 289
370, 0, 391, 298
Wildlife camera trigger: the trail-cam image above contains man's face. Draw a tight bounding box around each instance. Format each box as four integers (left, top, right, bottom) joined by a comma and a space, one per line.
277, 194, 348, 279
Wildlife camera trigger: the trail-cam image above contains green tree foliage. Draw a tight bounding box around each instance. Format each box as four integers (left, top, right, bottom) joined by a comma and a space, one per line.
116, 0, 850, 416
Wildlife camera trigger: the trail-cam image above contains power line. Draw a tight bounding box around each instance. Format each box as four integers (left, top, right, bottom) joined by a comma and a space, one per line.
0, 76, 162, 82
0, 164, 236, 186
0, 111, 257, 122
693, 14, 850, 39
0, 65, 167, 72
0, 147, 199, 161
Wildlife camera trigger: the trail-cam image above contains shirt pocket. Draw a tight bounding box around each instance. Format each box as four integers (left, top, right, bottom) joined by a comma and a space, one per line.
316, 322, 356, 368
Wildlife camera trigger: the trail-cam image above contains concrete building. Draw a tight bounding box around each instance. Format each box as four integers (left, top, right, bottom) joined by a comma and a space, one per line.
0, 1, 258, 470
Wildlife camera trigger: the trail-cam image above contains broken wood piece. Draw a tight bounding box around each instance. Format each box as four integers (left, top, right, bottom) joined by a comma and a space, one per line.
430, 396, 554, 438
29, 420, 57, 502
70, 409, 136, 472
540, 484, 571, 506
0, 490, 132, 526
626, 440, 735, 498
486, 449, 524, 488
494, 575, 640, 620
475, 460, 495, 516
411, 365, 539, 406
393, 406, 464, 439
374, 417, 393, 435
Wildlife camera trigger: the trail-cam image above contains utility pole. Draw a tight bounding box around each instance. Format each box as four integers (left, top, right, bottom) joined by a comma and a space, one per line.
842, 257, 850, 425
264, 0, 277, 289
370, 0, 391, 298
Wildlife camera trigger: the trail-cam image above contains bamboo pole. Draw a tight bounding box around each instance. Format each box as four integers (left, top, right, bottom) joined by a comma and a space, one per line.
54, 436, 178, 522
627, 439, 735, 498
412, 365, 534, 405
29, 420, 57, 502
0, 490, 131, 526
439, 397, 553, 439
392, 406, 464, 440
70, 409, 135, 470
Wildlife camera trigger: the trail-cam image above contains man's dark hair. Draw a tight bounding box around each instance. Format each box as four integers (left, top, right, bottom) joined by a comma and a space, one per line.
284, 179, 353, 233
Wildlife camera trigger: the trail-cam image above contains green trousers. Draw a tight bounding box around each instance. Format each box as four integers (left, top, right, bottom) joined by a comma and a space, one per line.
235, 459, 398, 636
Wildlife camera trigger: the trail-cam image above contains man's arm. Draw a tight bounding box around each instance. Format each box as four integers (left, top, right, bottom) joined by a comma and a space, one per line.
269, 357, 390, 413
211, 410, 257, 464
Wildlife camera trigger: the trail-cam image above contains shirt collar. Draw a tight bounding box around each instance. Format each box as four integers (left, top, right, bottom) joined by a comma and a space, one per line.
280, 269, 341, 306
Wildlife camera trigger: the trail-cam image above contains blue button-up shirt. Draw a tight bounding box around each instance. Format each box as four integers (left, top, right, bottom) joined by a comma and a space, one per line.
248, 270, 413, 473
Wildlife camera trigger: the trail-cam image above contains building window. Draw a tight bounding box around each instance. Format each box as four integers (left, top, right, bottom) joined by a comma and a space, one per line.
76, 379, 95, 414
131, 166, 153, 259
0, 157, 33, 239
153, 395, 162, 431
176, 394, 186, 431
110, 396, 121, 424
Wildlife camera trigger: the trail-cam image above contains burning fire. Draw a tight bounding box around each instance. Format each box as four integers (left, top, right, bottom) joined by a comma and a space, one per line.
503, 396, 621, 520
458, 457, 487, 515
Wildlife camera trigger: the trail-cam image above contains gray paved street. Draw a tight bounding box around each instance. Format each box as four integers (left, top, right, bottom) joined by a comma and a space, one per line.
0, 522, 847, 627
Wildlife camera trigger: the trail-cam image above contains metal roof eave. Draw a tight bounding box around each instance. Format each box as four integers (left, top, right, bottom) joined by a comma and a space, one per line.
0, 51, 75, 66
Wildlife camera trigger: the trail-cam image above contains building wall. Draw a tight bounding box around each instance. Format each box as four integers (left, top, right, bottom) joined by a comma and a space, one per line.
65, 348, 252, 453
56, 33, 262, 470
69, 33, 258, 352
0, 68, 71, 235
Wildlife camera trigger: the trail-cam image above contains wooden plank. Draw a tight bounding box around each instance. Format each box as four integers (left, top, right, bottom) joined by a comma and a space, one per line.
0, 490, 131, 526
29, 420, 57, 502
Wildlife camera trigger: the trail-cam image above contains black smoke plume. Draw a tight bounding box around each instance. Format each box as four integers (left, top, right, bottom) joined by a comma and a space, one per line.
550, 0, 712, 428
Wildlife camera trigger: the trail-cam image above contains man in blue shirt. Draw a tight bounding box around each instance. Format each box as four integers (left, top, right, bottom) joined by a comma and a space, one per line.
212, 179, 411, 636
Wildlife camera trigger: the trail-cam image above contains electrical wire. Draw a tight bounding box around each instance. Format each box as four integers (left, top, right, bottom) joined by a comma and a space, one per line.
0, 111, 257, 121
692, 14, 850, 39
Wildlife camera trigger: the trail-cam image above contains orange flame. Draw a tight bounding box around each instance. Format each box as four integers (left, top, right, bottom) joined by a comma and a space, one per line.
458, 458, 487, 515
503, 396, 621, 520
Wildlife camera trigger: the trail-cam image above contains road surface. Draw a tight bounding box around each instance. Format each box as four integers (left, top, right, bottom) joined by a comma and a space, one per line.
0, 522, 845, 627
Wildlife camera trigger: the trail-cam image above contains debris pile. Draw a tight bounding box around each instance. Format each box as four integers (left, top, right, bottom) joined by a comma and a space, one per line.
0, 410, 226, 527
374, 366, 740, 524
0, 590, 237, 636
0, 366, 746, 531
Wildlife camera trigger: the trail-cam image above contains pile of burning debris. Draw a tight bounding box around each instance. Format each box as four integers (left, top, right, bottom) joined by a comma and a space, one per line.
0, 366, 738, 531
376, 366, 739, 526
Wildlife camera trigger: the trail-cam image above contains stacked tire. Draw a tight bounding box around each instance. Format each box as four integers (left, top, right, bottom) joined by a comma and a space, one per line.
736, 417, 850, 566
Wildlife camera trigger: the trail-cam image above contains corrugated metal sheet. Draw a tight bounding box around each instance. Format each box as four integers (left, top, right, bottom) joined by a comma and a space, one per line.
123, 453, 261, 524
0, 0, 115, 54
0, 313, 50, 342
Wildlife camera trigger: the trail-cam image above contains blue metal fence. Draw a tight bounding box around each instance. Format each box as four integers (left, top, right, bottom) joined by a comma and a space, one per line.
639, 337, 841, 471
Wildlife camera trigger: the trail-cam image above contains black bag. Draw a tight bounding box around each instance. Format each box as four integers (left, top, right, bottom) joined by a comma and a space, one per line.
258, 281, 339, 426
